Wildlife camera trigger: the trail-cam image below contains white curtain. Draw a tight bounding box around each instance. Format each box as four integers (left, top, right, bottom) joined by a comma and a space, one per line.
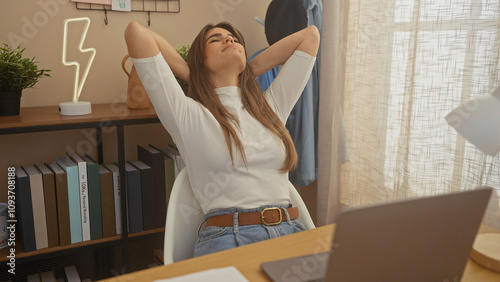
318, 0, 500, 229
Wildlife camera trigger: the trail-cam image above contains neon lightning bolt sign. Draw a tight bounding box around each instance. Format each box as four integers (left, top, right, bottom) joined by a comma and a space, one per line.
62, 17, 96, 104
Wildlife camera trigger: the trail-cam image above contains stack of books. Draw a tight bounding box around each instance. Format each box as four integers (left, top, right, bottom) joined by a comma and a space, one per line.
14, 144, 184, 252
26, 265, 90, 282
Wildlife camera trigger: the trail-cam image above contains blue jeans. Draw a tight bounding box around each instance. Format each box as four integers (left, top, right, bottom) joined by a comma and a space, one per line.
194, 205, 306, 257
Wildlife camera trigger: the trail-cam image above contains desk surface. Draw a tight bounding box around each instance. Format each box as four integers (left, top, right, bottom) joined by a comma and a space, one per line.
100, 224, 500, 282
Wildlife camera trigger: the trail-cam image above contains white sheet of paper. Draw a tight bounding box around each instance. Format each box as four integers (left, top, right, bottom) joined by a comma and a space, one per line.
112, 0, 131, 11
71, 0, 112, 4
153, 266, 249, 282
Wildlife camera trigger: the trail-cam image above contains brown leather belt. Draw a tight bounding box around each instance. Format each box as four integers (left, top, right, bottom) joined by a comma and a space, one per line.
206, 207, 299, 227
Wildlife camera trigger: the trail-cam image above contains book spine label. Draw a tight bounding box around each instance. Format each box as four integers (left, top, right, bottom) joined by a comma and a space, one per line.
66, 166, 82, 244
113, 171, 122, 235
78, 162, 91, 241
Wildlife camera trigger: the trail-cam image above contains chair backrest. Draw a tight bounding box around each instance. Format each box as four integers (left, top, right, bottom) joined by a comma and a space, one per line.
163, 168, 316, 265
290, 185, 316, 230
163, 169, 203, 265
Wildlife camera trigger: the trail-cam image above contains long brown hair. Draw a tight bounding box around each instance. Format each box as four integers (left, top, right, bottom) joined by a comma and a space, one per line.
187, 22, 297, 172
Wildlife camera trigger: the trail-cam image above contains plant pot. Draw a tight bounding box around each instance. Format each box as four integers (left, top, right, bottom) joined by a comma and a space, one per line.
0, 90, 22, 116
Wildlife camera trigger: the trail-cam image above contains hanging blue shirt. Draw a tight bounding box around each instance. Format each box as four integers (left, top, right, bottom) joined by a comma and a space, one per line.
250, 0, 324, 187
284, 0, 323, 187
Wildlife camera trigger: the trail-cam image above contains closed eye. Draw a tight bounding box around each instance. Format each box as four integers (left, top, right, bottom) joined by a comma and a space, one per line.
206, 33, 240, 44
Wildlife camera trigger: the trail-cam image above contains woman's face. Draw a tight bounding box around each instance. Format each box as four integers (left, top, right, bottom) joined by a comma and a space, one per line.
203, 27, 246, 75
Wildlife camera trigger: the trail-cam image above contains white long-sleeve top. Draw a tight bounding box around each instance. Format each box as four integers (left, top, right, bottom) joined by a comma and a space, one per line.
131, 50, 316, 214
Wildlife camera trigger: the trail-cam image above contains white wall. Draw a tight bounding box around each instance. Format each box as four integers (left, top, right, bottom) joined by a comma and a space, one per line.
0, 0, 271, 107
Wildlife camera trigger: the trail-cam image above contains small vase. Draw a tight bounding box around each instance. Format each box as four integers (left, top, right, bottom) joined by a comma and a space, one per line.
122, 55, 151, 109
0, 90, 22, 116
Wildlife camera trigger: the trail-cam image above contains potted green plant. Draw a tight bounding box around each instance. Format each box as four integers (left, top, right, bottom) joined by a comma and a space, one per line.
0, 44, 51, 116
175, 44, 189, 93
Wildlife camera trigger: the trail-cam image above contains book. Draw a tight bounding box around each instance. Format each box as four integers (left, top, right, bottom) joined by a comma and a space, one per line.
40, 270, 56, 282
35, 164, 59, 248
169, 144, 185, 177
15, 167, 36, 252
27, 273, 41, 282
82, 154, 103, 240
153, 144, 185, 178
138, 145, 166, 228
129, 160, 155, 230
64, 265, 81, 282
68, 153, 91, 241
104, 163, 122, 235
48, 162, 71, 246
154, 248, 164, 265
125, 162, 143, 233
151, 145, 176, 208
22, 165, 49, 250
98, 165, 116, 238
137, 145, 167, 227
56, 157, 82, 244
163, 155, 175, 210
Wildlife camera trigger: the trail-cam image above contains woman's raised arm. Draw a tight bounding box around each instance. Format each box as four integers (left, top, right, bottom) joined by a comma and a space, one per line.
124, 21, 190, 83
249, 25, 320, 77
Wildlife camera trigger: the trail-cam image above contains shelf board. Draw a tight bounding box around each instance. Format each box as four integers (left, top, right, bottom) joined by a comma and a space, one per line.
0, 227, 165, 263
129, 227, 165, 240
0, 103, 160, 134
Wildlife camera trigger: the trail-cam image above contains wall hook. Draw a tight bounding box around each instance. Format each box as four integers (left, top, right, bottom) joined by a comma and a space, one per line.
147, 10, 151, 26
104, 8, 108, 25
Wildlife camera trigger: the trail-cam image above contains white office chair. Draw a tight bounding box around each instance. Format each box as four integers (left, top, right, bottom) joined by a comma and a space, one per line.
163, 168, 316, 265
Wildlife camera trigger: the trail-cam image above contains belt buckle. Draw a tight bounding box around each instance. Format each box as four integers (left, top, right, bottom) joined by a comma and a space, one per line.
261, 207, 282, 226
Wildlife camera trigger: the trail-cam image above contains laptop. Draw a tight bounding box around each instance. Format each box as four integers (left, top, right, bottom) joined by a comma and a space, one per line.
261, 187, 492, 282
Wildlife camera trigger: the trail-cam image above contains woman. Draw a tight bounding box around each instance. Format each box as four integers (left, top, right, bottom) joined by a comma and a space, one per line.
125, 21, 319, 256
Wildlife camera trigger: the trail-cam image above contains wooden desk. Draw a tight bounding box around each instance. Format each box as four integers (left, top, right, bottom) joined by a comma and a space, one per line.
100, 224, 500, 282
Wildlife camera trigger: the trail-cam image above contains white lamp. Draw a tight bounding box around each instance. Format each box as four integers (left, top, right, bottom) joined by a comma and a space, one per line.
60, 17, 96, 116
446, 86, 500, 156
446, 86, 500, 273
